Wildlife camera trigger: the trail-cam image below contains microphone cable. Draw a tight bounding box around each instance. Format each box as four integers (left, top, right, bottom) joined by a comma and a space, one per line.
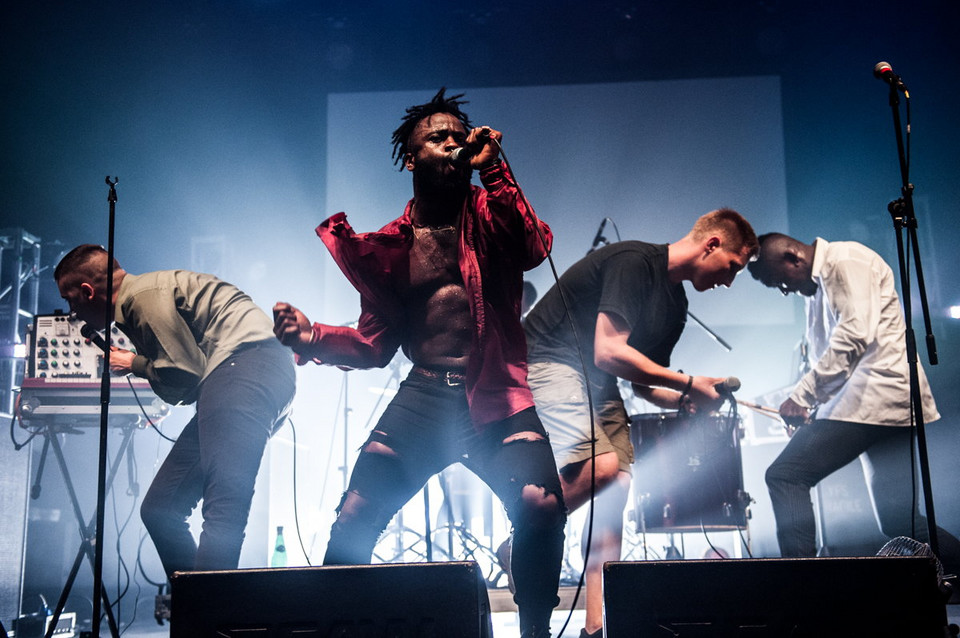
492, 137, 600, 638
126, 375, 177, 444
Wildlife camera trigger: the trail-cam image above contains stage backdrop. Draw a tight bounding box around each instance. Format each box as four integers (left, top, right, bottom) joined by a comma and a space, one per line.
323, 78, 791, 330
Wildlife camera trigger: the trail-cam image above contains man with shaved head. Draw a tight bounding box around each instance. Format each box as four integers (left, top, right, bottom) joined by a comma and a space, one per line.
54, 244, 296, 581
748, 233, 960, 571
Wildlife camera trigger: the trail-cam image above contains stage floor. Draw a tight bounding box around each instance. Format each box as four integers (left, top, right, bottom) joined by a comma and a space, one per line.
96, 592, 960, 638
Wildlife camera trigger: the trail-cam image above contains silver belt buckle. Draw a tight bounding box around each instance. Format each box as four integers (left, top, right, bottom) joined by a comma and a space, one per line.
445, 371, 463, 387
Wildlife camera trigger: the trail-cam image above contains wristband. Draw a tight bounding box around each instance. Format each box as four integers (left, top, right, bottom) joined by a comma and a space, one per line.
678, 374, 693, 409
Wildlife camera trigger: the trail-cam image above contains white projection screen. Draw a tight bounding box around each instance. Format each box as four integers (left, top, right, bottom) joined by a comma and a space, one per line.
324, 78, 791, 330
270, 78, 798, 563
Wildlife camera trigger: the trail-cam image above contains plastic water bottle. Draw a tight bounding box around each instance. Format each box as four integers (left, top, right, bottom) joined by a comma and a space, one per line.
271, 525, 287, 567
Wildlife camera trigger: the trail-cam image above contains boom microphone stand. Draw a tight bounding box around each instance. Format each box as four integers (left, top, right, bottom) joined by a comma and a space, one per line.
875, 62, 941, 555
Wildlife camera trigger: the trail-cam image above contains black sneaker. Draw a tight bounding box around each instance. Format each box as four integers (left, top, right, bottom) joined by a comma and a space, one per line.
579, 628, 602, 638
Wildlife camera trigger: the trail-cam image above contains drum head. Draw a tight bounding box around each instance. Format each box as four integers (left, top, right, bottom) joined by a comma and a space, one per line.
630, 412, 747, 533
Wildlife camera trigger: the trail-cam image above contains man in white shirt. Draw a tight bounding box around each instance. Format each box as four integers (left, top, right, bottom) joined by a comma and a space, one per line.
747, 233, 960, 570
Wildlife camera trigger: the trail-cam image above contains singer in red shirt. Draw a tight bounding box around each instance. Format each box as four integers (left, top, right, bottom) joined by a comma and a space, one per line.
274, 89, 564, 638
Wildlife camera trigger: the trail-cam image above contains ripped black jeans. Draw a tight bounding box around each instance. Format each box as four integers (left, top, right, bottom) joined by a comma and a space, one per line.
324, 371, 566, 635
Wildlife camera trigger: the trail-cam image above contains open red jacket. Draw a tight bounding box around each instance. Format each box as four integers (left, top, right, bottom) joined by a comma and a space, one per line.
300, 162, 552, 428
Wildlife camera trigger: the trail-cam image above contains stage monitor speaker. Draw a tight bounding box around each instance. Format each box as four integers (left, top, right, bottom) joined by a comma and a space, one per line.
604, 556, 948, 638
170, 560, 492, 638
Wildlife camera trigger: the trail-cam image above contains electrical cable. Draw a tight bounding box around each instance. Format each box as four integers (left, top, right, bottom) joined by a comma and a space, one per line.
286, 416, 315, 567
493, 139, 598, 638
125, 376, 176, 444
134, 532, 165, 588
9, 393, 41, 449
693, 401, 747, 559
305, 371, 347, 562
107, 462, 136, 632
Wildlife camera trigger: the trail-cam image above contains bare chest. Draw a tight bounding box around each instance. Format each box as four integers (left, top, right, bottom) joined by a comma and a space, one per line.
408, 225, 462, 289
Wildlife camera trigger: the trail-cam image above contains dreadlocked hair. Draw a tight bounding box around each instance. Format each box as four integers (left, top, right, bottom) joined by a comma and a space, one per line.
391, 87, 472, 170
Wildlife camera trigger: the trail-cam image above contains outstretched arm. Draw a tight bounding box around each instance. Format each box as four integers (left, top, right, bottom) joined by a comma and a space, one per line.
273, 301, 400, 369
273, 302, 314, 352
595, 311, 724, 414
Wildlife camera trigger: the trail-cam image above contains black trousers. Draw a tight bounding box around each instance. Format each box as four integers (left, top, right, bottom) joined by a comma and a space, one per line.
140, 342, 296, 578
324, 372, 566, 635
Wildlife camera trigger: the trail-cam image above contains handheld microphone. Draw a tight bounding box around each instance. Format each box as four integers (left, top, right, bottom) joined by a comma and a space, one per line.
873, 61, 908, 94
589, 218, 608, 252
714, 377, 741, 395
449, 127, 492, 165
80, 323, 110, 353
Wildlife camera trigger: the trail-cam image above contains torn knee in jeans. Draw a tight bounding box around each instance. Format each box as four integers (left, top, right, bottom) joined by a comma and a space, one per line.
506, 481, 565, 532
497, 436, 566, 520
333, 489, 369, 519
327, 488, 392, 555
364, 432, 398, 457
502, 430, 546, 445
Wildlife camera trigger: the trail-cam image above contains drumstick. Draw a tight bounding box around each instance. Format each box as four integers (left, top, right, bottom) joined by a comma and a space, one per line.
736, 399, 782, 420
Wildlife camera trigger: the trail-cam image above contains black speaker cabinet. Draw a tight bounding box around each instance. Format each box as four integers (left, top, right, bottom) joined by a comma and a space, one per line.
170, 561, 492, 638
604, 556, 948, 637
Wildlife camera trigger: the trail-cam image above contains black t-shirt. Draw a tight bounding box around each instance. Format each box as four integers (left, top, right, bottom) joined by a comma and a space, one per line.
524, 241, 688, 402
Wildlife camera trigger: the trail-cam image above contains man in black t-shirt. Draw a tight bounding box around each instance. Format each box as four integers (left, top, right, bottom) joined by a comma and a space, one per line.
523, 208, 758, 638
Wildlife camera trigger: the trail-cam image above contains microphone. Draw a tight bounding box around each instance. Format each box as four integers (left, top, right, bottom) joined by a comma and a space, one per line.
714, 376, 741, 395
80, 323, 110, 353
449, 127, 491, 165
589, 218, 608, 252
873, 61, 908, 94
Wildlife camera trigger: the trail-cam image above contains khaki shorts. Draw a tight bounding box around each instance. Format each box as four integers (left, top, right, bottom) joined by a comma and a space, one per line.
527, 361, 634, 473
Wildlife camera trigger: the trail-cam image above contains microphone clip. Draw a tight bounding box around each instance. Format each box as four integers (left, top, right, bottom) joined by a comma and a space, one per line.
589, 218, 609, 253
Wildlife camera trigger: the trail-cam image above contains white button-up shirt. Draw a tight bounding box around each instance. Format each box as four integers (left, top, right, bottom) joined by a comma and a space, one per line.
790, 238, 938, 426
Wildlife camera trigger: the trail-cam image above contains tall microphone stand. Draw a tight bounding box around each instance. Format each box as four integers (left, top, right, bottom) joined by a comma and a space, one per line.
92, 176, 118, 637
44, 178, 121, 638
881, 76, 941, 555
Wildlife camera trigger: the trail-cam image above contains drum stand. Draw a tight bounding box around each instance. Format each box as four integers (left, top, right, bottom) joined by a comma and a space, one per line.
372, 468, 505, 586
433, 470, 504, 585
373, 509, 429, 563
30, 417, 140, 638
